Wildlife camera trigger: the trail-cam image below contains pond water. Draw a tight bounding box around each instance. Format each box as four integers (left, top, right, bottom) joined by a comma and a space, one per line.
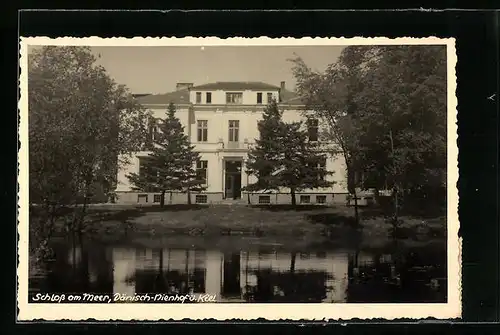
29, 237, 447, 304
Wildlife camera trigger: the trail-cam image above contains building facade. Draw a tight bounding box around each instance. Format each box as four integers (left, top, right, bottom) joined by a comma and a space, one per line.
115, 81, 349, 205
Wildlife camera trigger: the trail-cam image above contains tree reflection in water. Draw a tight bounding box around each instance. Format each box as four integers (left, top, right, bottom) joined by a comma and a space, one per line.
29, 238, 447, 304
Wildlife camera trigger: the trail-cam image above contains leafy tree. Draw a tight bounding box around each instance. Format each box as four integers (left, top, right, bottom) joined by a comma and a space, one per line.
290, 52, 365, 220
245, 100, 334, 205
28, 46, 149, 259
291, 45, 447, 219
127, 102, 206, 206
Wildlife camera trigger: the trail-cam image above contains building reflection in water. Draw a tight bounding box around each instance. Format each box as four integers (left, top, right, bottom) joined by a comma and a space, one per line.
110, 248, 350, 303
29, 242, 446, 304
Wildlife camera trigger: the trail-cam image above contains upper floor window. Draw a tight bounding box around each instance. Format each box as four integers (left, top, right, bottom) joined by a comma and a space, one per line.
307, 118, 319, 141
226, 92, 243, 104
152, 124, 161, 142
257, 92, 263, 104
196, 92, 202, 104
197, 120, 208, 142
267, 93, 273, 103
228, 120, 240, 142
206, 92, 212, 104
138, 157, 147, 177
148, 118, 161, 144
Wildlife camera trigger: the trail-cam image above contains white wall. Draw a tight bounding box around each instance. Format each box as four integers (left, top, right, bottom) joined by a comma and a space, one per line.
115, 104, 348, 194
189, 89, 280, 105
150, 107, 190, 133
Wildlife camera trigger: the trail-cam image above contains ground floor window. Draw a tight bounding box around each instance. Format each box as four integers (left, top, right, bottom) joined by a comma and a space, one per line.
137, 194, 148, 203
258, 195, 270, 204
316, 195, 326, 204
153, 194, 162, 203
196, 160, 208, 184
195, 194, 208, 204
300, 195, 311, 204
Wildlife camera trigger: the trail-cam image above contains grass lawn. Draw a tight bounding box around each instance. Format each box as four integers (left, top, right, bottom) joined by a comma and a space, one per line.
74, 204, 446, 240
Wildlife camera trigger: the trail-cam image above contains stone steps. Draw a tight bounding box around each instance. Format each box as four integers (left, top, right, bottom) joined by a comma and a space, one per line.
217, 199, 247, 205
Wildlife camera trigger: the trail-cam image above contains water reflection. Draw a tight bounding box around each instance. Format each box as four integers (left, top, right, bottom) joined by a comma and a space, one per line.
29, 241, 447, 303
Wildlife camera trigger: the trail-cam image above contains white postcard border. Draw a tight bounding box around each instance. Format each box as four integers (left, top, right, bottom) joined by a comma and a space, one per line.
17, 36, 460, 321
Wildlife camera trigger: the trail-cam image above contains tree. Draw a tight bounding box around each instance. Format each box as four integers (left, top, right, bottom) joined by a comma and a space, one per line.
127, 102, 206, 206
278, 121, 334, 206
28, 46, 149, 259
291, 45, 447, 220
245, 100, 334, 206
244, 100, 285, 196
359, 46, 447, 218
290, 52, 365, 221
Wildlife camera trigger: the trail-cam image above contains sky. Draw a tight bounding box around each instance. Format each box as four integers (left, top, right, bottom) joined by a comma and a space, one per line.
87, 46, 344, 94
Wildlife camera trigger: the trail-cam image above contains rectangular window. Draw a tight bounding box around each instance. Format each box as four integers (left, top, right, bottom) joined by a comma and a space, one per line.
195, 194, 208, 204
196, 92, 202, 103
257, 92, 263, 104
148, 118, 160, 144
196, 160, 208, 184
316, 195, 326, 204
267, 93, 273, 103
152, 124, 160, 142
153, 194, 162, 203
258, 195, 271, 204
300, 195, 311, 204
307, 119, 319, 141
226, 92, 243, 104
197, 120, 208, 142
138, 157, 151, 178
228, 120, 240, 142
206, 92, 212, 104
137, 194, 148, 203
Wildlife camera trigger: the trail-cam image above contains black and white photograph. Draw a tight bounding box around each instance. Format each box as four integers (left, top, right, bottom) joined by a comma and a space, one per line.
18, 37, 460, 320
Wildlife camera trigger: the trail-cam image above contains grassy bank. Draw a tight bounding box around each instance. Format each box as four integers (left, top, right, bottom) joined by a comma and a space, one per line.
36, 204, 446, 242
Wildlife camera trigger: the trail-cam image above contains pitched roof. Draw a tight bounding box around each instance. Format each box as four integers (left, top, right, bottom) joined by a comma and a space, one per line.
280, 93, 306, 105
136, 89, 190, 105
132, 93, 152, 98
191, 81, 280, 91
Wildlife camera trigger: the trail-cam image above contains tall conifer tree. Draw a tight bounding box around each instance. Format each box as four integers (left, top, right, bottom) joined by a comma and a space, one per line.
278, 122, 334, 205
128, 102, 205, 206
244, 100, 285, 195
245, 100, 334, 205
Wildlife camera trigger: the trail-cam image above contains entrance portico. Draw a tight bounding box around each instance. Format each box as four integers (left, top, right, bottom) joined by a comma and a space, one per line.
222, 157, 244, 200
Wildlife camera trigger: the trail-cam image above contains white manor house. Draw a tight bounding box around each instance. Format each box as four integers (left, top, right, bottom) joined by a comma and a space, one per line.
115, 81, 349, 205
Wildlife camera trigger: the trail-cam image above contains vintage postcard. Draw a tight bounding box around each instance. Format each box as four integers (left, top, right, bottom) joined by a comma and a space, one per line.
18, 36, 460, 321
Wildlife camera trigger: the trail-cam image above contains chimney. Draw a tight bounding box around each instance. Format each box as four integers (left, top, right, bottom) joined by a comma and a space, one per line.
279, 81, 286, 102
176, 83, 194, 91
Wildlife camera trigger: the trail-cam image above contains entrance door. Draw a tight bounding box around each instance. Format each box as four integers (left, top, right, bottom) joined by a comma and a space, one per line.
225, 160, 242, 199
225, 174, 234, 199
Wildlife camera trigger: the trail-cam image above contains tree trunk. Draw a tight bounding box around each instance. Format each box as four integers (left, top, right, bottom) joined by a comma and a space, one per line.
388, 129, 399, 227
170, 191, 173, 205
290, 251, 297, 296
290, 187, 296, 206
187, 189, 192, 205
392, 187, 399, 224
160, 190, 165, 208
346, 163, 360, 227
247, 192, 251, 205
